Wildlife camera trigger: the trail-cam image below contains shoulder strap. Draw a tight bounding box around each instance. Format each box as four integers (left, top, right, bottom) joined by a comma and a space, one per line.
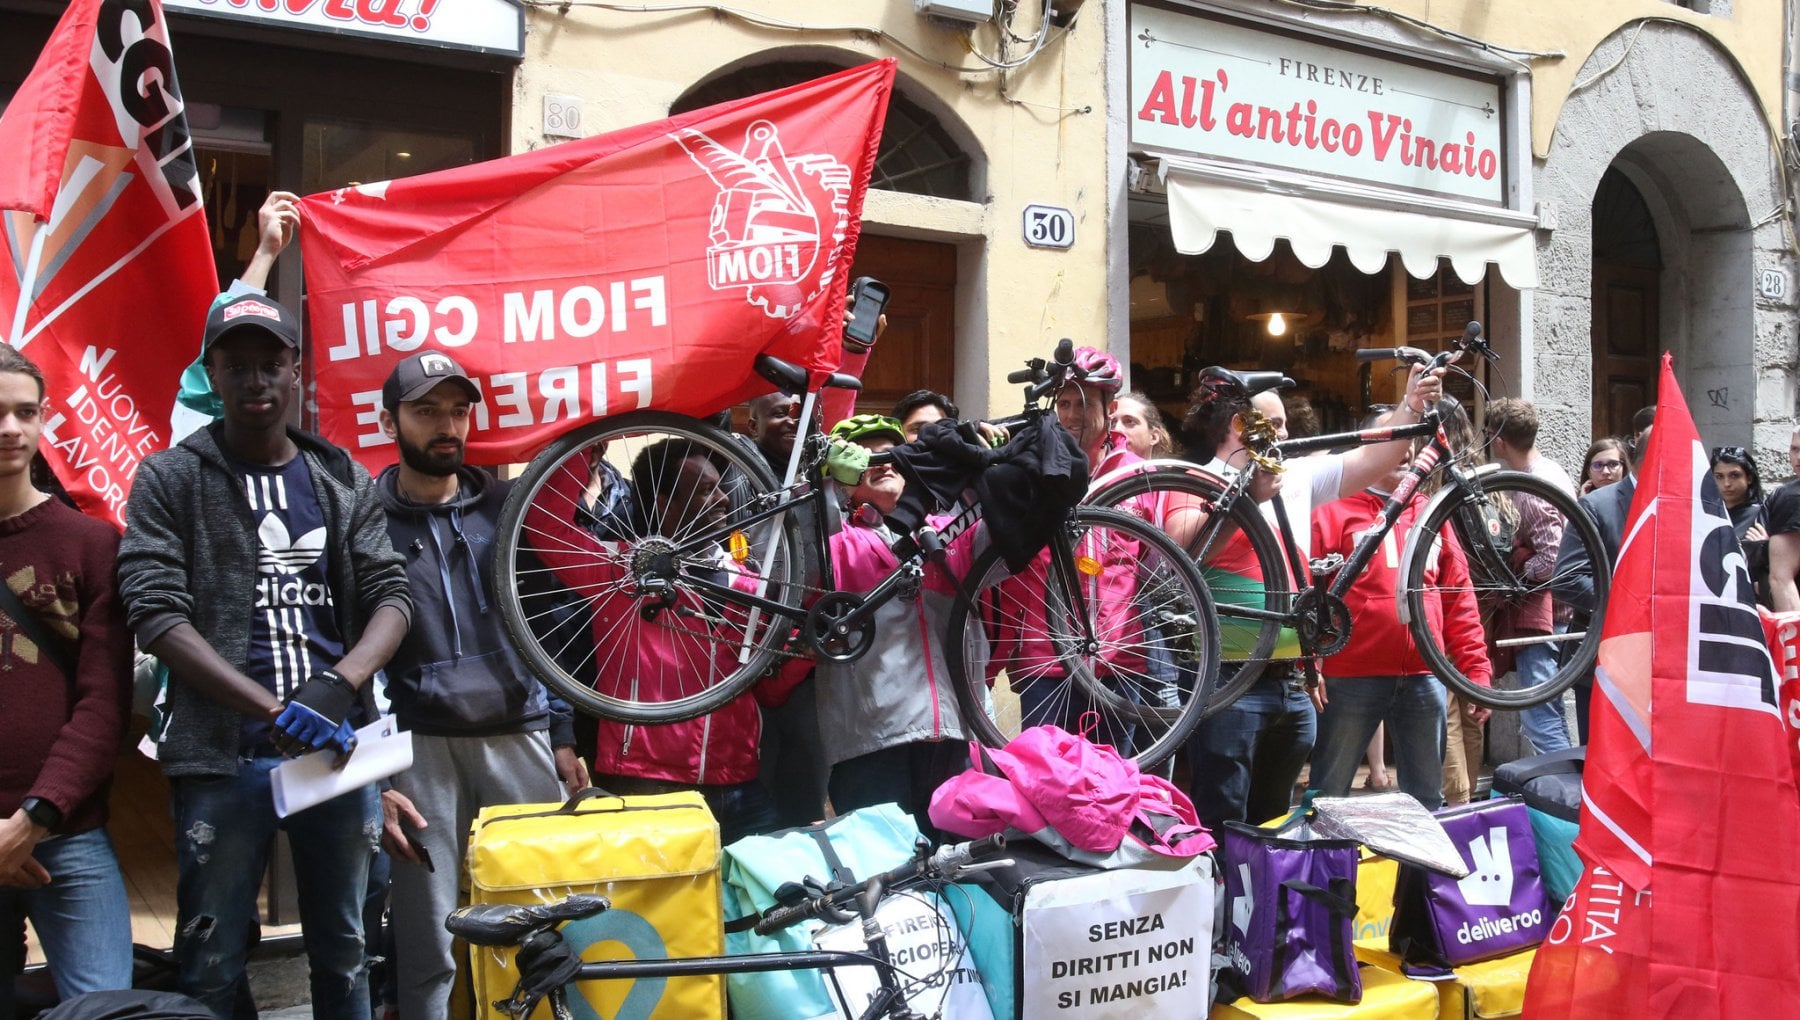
0, 580, 74, 681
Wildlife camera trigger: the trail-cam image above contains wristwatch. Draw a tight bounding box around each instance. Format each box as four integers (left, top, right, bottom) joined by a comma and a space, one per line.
19, 796, 61, 832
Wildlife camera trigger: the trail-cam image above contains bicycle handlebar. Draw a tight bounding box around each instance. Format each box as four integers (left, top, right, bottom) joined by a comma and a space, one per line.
751, 835, 1008, 937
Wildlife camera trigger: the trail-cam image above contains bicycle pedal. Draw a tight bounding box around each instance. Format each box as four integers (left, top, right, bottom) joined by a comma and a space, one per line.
1310, 553, 1345, 580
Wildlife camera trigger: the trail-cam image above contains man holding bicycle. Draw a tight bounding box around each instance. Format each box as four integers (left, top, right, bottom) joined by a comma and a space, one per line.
1178, 363, 1448, 830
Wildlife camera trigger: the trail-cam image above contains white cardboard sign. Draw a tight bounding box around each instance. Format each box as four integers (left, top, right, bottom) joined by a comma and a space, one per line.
1022, 856, 1214, 1019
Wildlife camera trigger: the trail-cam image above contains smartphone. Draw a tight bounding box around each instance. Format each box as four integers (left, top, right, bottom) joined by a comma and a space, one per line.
404, 828, 435, 873
843, 277, 890, 345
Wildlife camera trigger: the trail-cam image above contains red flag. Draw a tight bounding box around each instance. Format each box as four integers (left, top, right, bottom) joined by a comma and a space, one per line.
298, 60, 895, 468
0, 0, 216, 529
1525, 355, 1800, 1016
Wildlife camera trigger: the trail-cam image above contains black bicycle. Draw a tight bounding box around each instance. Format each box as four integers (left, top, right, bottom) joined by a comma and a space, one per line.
490, 343, 1222, 766
1085, 323, 1611, 711
445, 836, 1010, 1019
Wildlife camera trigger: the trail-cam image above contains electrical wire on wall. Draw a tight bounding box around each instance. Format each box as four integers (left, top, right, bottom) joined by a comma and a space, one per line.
523, 0, 1079, 78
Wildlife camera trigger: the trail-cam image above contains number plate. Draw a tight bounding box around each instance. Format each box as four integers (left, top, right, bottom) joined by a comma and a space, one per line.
1023, 204, 1075, 250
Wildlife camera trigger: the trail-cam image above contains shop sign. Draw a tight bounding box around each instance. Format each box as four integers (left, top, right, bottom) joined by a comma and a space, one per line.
1129, 3, 1505, 205
163, 0, 525, 58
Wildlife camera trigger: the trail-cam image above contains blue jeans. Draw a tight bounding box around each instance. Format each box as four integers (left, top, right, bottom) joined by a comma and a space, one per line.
0, 827, 133, 1009
1185, 671, 1316, 831
1307, 675, 1447, 809
171, 756, 378, 1020
1517, 628, 1572, 753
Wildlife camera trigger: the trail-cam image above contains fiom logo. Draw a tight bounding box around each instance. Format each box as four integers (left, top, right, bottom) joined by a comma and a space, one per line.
674, 120, 852, 319
1456, 826, 1515, 907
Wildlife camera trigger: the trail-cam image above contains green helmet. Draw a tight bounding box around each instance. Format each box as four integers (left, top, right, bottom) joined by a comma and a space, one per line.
829, 413, 906, 445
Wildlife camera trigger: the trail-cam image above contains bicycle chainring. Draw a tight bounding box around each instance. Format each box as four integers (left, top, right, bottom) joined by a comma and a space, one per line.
805, 591, 876, 663
1294, 587, 1353, 658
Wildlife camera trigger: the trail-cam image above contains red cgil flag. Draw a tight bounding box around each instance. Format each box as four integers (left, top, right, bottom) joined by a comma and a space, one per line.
1524, 355, 1800, 1017
0, 0, 216, 529
298, 59, 895, 468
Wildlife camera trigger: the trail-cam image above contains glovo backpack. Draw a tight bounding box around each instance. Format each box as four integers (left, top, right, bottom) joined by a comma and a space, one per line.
464, 789, 723, 1020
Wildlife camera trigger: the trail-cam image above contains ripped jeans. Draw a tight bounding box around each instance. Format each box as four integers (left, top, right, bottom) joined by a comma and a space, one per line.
170, 755, 379, 1020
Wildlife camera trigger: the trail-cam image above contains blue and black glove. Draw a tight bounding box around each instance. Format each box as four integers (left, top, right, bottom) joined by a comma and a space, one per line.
274, 669, 359, 755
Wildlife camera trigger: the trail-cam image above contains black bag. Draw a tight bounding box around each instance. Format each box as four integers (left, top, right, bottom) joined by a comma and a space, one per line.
36, 989, 215, 1019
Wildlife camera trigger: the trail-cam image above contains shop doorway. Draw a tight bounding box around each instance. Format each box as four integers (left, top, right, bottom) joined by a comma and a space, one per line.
1590, 167, 1662, 440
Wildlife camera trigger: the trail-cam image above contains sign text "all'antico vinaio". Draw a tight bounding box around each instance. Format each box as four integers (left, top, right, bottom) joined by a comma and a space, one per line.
1128, 4, 1505, 206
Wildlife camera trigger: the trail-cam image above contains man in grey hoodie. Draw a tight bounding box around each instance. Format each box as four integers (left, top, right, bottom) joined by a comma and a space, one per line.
372, 351, 586, 1018
118, 292, 411, 1019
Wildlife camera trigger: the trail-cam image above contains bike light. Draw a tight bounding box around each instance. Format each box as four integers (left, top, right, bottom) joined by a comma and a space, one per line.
730, 531, 750, 563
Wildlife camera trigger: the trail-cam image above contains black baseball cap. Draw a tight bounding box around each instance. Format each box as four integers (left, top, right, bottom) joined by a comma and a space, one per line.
202, 293, 302, 355
383, 351, 482, 411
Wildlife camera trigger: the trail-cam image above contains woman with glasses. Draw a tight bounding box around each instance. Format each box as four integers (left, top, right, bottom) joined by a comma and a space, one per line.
1711, 446, 1769, 603
1578, 437, 1629, 496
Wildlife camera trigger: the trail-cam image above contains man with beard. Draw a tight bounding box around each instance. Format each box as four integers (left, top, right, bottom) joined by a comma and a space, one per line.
372, 352, 586, 1018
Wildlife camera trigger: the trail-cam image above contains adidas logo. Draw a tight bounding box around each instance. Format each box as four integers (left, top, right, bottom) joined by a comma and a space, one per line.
258, 516, 326, 575
255, 516, 331, 609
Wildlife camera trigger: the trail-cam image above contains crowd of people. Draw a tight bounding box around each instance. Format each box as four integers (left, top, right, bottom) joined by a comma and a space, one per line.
6, 190, 1800, 1020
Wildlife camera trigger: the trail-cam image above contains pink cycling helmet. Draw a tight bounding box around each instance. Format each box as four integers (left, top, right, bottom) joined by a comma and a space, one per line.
1070, 345, 1124, 392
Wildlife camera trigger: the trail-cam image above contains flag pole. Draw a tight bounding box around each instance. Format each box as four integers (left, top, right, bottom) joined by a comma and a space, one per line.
6, 218, 48, 351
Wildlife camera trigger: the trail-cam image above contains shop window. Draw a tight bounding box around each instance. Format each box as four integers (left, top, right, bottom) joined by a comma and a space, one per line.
1396, 261, 1486, 413
672, 62, 976, 201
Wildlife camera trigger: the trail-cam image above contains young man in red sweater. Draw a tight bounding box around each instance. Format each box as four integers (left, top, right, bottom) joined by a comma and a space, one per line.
1307, 441, 1492, 808
0, 345, 135, 1013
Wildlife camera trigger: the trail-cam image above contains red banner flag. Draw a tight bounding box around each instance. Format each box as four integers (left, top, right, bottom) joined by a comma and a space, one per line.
1524, 355, 1800, 1016
0, 0, 216, 529
298, 60, 895, 468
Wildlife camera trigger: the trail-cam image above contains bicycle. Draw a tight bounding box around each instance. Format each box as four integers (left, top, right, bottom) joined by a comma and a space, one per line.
444, 835, 1011, 1019
490, 345, 1222, 767
1084, 322, 1611, 711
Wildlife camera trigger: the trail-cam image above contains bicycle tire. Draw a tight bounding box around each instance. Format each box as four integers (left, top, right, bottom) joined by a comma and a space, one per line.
493, 411, 804, 723
1399, 470, 1609, 710
944, 505, 1221, 768
1086, 463, 1293, 714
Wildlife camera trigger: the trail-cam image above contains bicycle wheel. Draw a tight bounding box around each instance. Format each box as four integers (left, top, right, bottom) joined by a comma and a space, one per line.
1086, 464, 1294, 713
494, 410, 804, 723
945, 505, 1221, 768
1400, 470, 1609, 710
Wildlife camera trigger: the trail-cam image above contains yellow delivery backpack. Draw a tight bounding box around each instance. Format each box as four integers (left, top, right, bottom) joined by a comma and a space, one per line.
465, 789, 725, 1019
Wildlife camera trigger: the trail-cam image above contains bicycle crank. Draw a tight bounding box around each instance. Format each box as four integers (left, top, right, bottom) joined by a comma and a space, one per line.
804, 591, 877, 663
1293, 588, 1353, 658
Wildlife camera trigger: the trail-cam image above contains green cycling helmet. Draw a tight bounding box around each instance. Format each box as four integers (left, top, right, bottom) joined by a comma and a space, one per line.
829, 413, 906, 445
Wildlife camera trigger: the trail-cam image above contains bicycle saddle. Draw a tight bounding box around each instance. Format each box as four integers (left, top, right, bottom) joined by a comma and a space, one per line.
1200, 366, 1295, 398
754, 354, 863, 396
445, 894, 609, 947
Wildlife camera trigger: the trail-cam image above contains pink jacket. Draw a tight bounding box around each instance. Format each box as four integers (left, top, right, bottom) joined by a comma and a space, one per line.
526, 463, 770, 785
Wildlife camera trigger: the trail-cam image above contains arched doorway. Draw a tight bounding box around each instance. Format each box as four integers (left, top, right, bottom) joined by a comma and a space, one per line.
673, 60, 979, 414
1590, 166, 1662, 439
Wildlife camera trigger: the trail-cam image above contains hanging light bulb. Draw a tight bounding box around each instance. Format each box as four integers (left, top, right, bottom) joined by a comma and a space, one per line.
1266, 312, 1287, 337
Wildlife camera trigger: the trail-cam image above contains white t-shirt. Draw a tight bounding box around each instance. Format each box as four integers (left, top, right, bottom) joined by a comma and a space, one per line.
1204, 453, 1344, 562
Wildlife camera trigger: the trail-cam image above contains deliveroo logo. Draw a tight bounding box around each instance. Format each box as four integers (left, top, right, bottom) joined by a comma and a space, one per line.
1456, 826, 1515, 907
1232, 863, 1255, 933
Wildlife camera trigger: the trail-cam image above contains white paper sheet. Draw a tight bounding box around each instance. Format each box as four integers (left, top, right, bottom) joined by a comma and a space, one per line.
271, 716, 413, 818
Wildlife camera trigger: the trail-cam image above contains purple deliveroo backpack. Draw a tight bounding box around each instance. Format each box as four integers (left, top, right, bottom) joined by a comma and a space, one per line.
1219, 821, 1363, 1004
1389, 796, 1551, 969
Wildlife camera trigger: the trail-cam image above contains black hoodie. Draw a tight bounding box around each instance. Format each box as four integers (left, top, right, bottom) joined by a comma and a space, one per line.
376, 464, 573, 745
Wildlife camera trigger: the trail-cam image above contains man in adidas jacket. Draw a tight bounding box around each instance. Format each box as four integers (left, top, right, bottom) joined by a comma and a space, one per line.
118, 291, 410, 1019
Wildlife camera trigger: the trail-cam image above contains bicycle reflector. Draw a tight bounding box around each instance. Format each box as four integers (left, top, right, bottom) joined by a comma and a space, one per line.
1075, 555, 1103, 576
730, 531, 750, 563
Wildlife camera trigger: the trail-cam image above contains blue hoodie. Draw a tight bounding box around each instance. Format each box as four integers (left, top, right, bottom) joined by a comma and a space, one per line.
376, 464, 574, 746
